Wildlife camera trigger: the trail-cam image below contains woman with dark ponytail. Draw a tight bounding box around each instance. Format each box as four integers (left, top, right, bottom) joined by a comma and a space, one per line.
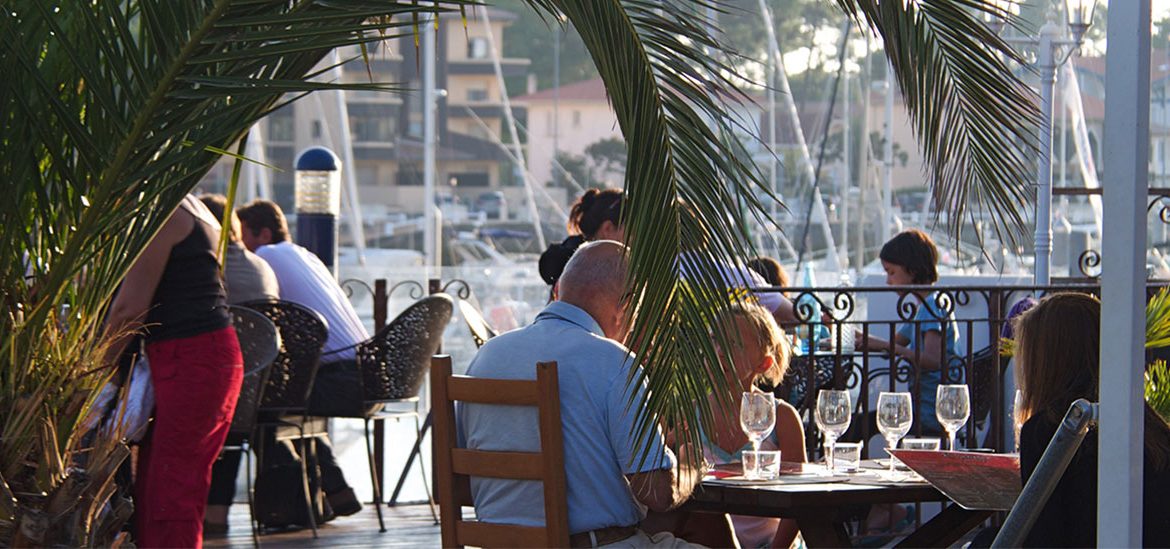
539, 189, 625, 296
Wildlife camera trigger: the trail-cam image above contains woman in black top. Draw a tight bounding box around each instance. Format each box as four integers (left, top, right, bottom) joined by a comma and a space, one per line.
538, 188, 624, 298
1013, 292, 1170, 547
104, 195, 244, 547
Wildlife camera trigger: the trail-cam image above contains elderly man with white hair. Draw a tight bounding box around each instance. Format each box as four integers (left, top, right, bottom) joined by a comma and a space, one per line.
458, 240, 703, 548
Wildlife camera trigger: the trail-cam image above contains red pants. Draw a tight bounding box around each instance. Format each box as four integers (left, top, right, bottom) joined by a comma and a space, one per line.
137, 327, 243, 548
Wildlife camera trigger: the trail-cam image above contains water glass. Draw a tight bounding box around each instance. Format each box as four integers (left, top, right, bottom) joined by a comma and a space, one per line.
876, 392, 913, 472
831, 323, 856, 355
833, 442, 863, 473
742, 450, 781, 480
902, 437, 941, 451
936, 384, 971, 451
815, 389, 852, 473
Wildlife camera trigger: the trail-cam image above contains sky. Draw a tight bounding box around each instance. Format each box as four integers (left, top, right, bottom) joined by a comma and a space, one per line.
772, 2, 1170, 76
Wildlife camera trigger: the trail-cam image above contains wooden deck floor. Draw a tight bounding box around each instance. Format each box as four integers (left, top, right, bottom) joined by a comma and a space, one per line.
203, 502, 440, 548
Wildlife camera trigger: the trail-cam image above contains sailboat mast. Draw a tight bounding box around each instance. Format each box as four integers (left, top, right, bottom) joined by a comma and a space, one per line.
840, 29, 850, 271
758, 0, 841, 271
331, 49, 366, 266
882, 60, 894, 246
423, 12, 438, 272
479, 8, 546, 250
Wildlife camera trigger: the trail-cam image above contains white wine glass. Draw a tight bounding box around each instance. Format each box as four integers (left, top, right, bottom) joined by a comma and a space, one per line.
936, 384, 971, 451
876, 392, 914, 472
740, 391, 777, 477
815, 389, 852, 473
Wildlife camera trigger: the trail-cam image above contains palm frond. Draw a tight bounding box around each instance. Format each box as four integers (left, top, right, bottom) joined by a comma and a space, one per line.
539, 0, 775, 465
1148, 287, 1170, 349
1, 1, 459, 542
835, 0, 1040, 246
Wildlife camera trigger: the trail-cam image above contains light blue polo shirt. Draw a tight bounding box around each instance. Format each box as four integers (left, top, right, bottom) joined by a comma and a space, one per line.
897, 292, 960, 433
457, 301, 673, 534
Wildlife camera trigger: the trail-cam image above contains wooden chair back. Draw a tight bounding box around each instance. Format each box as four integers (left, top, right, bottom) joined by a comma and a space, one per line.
430, 355, 569, 548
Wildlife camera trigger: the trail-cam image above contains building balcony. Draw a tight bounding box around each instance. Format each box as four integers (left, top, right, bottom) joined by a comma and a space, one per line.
447, 57, 529, 77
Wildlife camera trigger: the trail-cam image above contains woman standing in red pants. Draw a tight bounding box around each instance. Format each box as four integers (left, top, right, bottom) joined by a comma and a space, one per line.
104, 195, 243, 547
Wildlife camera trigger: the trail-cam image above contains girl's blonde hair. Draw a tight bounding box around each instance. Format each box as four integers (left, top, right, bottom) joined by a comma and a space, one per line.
725, 302, 791, 388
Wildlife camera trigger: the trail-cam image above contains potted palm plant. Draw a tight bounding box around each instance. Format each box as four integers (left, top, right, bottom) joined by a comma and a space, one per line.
1, 1, 1037, 544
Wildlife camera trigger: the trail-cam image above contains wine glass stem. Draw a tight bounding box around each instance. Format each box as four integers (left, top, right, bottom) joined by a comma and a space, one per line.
826, 435, 837, 473
888, 438, 898, 472
948, 430, 956, 451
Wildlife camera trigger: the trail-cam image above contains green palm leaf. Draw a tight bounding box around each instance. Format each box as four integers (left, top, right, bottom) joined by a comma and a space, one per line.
835, 0, 1039, 246
1, 1, 455, 543
547, 0, 776, 463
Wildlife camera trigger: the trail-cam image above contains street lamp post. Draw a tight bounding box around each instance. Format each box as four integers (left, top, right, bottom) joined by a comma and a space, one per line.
295, 146, 342, 277
990, 1, 1095, 285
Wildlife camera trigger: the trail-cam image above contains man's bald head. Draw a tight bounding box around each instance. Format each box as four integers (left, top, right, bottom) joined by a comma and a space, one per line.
558, 240, 630, 340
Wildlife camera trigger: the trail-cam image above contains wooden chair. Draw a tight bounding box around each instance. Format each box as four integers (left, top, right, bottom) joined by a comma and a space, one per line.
430, 355, 570, 548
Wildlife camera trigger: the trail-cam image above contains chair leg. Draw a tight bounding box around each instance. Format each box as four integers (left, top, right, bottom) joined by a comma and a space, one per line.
364, 418, 386, 532
297, 428, 319, 539
389, 412, 431, 505
253, 432, 267, 536
413, 412, 439, 525
245, 441, 260, 548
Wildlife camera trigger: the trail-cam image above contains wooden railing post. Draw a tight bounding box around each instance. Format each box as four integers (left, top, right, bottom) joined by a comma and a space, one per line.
373, 278, 388, 497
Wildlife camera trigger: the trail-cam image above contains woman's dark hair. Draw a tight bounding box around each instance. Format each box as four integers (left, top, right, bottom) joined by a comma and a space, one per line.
1014, 292, 1170, 471
879, 229, 939, 284
747, 256, 789, 288
539, 235, 585, 286
568, 188, 623, 239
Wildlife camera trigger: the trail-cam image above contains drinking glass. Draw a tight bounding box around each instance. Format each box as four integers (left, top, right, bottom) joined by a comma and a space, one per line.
815, 389, 852, 473
830, 323, 856, 355
740, 392, 777, 477
876, 392, 913, 471
936, 384, 971, 451
1013, 389, 1025, 453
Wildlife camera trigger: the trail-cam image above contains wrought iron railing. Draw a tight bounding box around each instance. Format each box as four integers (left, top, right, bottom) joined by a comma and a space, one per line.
759, 282, 1164, 458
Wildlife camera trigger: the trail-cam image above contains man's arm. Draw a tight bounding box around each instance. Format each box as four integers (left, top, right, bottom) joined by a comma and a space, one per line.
624, 444, 703, 513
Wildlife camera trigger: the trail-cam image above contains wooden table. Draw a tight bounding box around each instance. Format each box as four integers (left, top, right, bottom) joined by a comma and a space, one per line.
686, 466, 992, 548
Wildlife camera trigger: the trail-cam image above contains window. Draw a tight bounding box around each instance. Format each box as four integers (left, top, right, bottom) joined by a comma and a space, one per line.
406, 81, 422, 138
467, 87, 489, 102
350, 116, 396, 143
468, 37, 489, 59
545, 112, 554, 137
397, 166, 423, 186
311, 120, 323, 139
572, 110, 581, 128
449, 172, 490, 187
267, 111, 294, 142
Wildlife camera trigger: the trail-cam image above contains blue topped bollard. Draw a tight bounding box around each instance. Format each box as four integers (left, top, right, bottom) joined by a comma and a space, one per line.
295, 146, 342, 277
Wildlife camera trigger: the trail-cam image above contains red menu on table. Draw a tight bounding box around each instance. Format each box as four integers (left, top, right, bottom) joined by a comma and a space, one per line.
889, 449, 1021, 511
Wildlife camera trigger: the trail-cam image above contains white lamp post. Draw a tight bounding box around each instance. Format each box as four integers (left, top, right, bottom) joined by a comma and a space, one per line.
988, 0, 1097, 285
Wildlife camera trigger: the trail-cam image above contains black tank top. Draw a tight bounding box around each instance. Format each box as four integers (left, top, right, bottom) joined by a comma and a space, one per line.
144, 196, 231, 341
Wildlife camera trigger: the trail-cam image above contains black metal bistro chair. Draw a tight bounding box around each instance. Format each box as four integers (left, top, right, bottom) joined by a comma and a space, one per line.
458, 298, 498, 349
222, 305, 281, 547
346, 293, 454, 531
240, 299, 328, 538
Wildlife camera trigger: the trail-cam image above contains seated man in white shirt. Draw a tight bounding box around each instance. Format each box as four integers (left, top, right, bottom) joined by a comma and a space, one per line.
458, 241, 704, 548
236, 199, 368, 519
